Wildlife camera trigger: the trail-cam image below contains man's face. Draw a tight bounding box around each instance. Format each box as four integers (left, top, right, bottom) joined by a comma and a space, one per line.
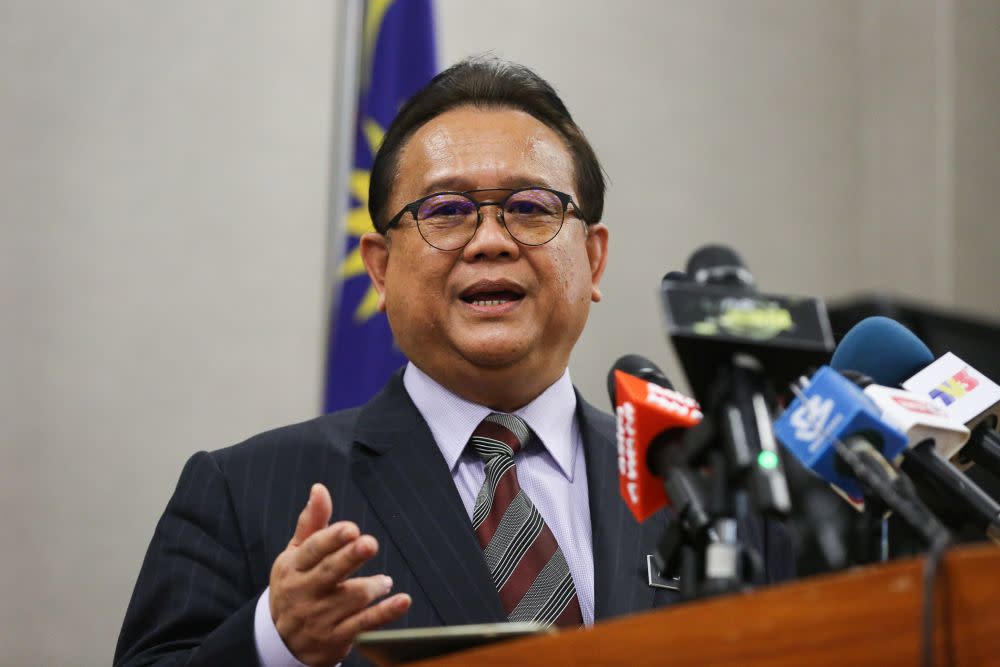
360, 106, 608, 409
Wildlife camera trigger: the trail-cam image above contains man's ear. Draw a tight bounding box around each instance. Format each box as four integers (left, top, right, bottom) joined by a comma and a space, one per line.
359, 232, 390, 312
585, 223, 609, 303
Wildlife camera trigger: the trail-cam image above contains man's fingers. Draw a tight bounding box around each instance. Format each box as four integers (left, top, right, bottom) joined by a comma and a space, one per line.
335, 592, 412, 641
292, 521, 360, 572
289, 483, 333, 548
310, 534, 380, 587
324, 574, 395, 624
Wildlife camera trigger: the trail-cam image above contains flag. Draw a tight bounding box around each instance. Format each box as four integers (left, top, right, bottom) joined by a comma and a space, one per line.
324, 0, 438, 413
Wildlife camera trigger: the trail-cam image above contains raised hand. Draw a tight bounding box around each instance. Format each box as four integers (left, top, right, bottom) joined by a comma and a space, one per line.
268, 484, 411, 666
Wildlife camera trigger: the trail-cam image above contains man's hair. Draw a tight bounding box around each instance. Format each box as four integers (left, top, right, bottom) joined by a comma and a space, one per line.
368, 56, 606, 233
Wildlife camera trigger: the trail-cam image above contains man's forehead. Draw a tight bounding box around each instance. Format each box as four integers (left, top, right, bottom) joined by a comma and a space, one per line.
395, 106, 574, 195
414, 105, 557, 140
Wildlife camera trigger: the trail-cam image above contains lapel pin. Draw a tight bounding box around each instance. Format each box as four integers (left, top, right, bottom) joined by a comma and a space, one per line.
646, 555, 680, 591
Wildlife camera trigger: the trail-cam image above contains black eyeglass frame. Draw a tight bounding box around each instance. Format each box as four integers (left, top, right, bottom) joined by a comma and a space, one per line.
383, 187, 583, 251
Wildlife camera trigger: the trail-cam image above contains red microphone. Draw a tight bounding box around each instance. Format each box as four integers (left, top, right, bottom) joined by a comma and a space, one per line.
610, 355, 703, 522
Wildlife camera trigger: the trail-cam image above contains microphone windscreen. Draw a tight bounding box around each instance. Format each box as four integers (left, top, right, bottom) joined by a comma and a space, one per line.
661, 270, 688, 287
830, 316, 935, 387
685, 244, 755, 288
608, 355, 674, 408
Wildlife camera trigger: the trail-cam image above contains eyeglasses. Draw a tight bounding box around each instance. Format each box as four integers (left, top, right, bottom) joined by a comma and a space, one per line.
384, 187, 581, 251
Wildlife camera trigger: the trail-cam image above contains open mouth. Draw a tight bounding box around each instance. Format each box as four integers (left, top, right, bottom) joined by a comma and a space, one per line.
459, 282, 526, 308
461, 291, 524, 307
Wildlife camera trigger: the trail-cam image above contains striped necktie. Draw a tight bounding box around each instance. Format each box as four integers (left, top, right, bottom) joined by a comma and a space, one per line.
469, 413, 583, 628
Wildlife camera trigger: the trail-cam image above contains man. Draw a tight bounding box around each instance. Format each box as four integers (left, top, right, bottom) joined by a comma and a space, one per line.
115, 57, 793, 667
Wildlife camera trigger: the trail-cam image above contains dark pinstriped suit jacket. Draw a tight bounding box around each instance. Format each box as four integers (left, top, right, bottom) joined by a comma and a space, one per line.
115, 372, 794, 666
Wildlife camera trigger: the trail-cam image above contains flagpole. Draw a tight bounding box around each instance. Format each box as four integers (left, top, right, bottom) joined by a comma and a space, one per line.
322, 0, 365, 410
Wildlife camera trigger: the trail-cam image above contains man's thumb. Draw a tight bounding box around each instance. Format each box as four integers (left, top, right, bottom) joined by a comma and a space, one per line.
289, 483, 332, 547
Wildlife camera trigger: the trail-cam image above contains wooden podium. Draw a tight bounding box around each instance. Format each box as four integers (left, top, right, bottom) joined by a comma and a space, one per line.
410, 544, 1000, 667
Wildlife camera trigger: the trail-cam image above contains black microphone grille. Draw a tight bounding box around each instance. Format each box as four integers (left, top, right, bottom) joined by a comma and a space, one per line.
608, 354, 674, 407
661, 270, 688, 287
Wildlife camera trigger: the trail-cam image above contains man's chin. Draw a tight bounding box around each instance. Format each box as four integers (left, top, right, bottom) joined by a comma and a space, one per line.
455, 339, 531, 370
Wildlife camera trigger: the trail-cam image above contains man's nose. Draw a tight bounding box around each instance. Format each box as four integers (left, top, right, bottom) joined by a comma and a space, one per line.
463, 204, 520, 259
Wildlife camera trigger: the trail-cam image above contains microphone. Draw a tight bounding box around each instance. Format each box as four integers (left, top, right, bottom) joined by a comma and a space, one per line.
831, 317, 1000, 477
660, 270, 688, 288
830, 316, 934, 386
831, 317, 1000, 538
686, 245, 757, 289
608, 355, 704, 522
607, 353, 675, 405
661, 244, 824, 516
861, 383, 1000, 540
773, 366, 950, 546
610, 354, 764, 594
904, 352, 1000, 480
661, 244, 834, 401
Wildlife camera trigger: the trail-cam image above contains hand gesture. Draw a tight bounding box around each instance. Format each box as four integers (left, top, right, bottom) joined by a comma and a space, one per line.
269, 484, 411, 666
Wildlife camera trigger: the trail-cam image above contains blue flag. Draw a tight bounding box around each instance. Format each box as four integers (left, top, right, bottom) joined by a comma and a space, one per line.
324, 0, 438, 413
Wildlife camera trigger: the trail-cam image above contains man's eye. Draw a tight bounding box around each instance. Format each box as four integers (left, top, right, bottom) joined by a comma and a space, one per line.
424, 201, 472, 217
508, 201, 545, 215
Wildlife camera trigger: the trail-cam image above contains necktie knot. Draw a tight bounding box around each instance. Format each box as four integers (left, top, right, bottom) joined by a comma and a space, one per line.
469, 412, 530, 463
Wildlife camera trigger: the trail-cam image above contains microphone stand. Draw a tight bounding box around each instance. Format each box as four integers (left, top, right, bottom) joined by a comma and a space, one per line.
652, 462, 718, 600
654, 354, 785, 600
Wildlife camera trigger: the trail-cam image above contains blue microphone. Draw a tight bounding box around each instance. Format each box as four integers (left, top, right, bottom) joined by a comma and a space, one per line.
830, 316, 934, 386
774, 366, 906, 499
773, 366, 948, 546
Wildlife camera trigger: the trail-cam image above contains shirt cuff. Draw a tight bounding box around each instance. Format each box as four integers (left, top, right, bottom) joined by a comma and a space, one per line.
254, 587, 310, 667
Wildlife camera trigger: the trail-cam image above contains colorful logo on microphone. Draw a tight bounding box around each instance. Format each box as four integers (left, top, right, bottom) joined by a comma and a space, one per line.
645, 383, 703, 421
615, 401, 640, 505
928, 367, 980, 406
891, 394, 947, 416
788, 395, 841, 452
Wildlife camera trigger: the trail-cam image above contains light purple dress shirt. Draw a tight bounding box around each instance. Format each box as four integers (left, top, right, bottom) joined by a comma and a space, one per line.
254, 363, 594, 666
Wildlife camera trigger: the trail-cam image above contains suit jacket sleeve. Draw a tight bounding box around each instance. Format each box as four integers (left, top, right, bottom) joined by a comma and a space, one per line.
114, 451, 261, 667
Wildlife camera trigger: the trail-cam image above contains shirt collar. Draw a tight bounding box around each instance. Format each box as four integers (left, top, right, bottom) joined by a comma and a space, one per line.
402, 362, 579, 481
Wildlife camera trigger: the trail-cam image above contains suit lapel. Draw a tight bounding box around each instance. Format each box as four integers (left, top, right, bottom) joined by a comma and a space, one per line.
350, 374, 506, 626
578, 395, 661, 621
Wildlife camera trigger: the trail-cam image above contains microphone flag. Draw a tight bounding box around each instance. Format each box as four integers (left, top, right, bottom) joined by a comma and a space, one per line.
773, 366, 909, 500
614, 370, 703, 521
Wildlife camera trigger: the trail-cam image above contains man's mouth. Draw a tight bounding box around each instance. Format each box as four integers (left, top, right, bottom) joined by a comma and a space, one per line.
461, 291, 524, 307
459, 281, 526, 308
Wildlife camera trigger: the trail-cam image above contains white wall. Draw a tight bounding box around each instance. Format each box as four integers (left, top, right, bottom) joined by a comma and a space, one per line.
1, 1, 997, 664
858, 0, 955, 306
1, 2, 335, 663
954, 0, 1000, 315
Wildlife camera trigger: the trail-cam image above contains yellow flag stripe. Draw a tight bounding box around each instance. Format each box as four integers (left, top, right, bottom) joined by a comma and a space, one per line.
364, 119, 386, 154
354, 285, 382, 321
350, 169, 370, 204
345, 207, 374, 236
363, 0, 395, 87
340, 248, 367, 278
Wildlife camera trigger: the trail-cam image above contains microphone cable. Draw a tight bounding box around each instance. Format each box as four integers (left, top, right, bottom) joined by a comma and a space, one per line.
921, 534, 951, 667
